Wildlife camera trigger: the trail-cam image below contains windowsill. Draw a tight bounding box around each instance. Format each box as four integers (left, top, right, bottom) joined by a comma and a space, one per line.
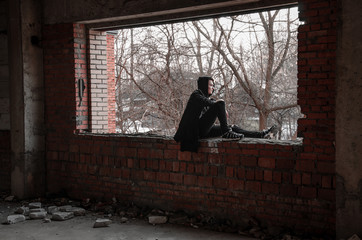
201, 137, 303, 146
76, 131, 303, 146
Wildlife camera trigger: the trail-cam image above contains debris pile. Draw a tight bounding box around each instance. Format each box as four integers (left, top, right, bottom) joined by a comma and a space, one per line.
2, 200, 85, 224
0, 194, 108, 228
0, 192, 343, 239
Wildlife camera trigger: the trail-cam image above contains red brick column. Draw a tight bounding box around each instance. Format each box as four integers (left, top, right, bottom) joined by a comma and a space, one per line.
43, 23, 77, 137
297, 0, 337, 201
74, 24, 89, 131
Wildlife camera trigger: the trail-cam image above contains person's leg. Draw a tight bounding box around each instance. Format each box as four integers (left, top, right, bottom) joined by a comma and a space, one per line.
201, 125, 223, 138
231, 125, 263, 138
199, 101, 230, 138
231, 125, 277, 138
199, 101, 243, 139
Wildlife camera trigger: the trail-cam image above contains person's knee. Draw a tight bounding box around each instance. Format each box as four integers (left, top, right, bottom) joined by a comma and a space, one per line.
214, 100, 226, 113
214, 100, 225, 107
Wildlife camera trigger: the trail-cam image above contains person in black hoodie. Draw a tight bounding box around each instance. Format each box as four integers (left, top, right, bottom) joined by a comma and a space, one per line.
174, 76, 276, 152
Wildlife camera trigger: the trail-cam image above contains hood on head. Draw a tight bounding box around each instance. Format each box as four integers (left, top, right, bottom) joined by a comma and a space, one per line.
197, 76, 213, 97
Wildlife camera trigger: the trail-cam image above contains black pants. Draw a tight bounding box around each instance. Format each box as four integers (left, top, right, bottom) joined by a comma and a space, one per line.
198, 100, 264, 138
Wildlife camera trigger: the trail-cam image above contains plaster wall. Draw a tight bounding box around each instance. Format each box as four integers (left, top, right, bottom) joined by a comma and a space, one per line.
336, 0, 362, 238
0, 0, 10, 130
8, 0, 45, 198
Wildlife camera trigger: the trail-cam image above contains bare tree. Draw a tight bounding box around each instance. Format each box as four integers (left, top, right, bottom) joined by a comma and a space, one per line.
192, 9, 299, 131
114, 7, 300, 139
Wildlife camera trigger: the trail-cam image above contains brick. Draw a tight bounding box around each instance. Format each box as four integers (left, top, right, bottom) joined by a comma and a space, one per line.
258, 158, 275, 168
157, 172, 169, 182
229, 179, 244, 190
264, 170, 273, 182
317, 162, 335, 174
226, 167, 234, 177
318, 188, 335, 201
321, 175, 332, 188
164, 149, 177, 159
262, 183, 279, 194
246, 169, 254, 180
296, 159, 315, 172
241, 149, 259, 155
150, 149, 163, 159
99, 167, 110, 176
127, 159, 134, 168
184, 175, 197, 185
276, 159, 294, 169
144, 171, 156, 181
298, 186, 317, 199
187, 163, 195, 173
209, 166, 218, 176
280, 184, 297, 197
273, 172, 282, 183
172, 162, 180, 172
312, 174, 322, 186
88, 165, 98, 175
302, 173, 312, 185
293, 173, 301, 185
198, 176, 212, 188
131, 169, 143, 180
224, 155, 240, 165
241, 156, 257, 167
236, 168, 245, 179
255, 169, 263, 180
208, 153, 222, 164
164, 161, 173, 171
195, 164, 205, 175
179, 162, 187, 172
192, 153, 205, 162
124, 148, 137, 158
213, 178, 228, 189
178, 151, 191, 161
245, 181, 261, 192
170, 173, 182, 184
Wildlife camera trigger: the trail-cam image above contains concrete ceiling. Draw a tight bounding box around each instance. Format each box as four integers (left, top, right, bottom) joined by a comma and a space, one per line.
42, 0, 297, 30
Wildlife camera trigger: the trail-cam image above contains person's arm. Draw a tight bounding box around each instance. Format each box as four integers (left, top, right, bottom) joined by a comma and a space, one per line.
192, 90, 215, 107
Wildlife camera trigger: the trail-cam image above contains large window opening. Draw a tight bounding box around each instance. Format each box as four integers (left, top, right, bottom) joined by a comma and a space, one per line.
90, 6, 301, 140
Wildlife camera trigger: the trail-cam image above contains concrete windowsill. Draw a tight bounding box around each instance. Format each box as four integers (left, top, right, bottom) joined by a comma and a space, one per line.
76, 131, 303, 146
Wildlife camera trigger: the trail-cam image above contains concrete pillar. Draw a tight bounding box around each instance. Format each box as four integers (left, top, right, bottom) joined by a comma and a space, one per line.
8, 0, 45, 199
336, 0, 362, 238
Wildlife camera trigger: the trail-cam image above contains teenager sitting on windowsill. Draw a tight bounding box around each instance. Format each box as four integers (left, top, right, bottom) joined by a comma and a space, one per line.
174, 76, 276, 152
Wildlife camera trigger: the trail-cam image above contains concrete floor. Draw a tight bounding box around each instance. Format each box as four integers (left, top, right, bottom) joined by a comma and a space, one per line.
0, 201, 255, 240
0, 217, 256, 240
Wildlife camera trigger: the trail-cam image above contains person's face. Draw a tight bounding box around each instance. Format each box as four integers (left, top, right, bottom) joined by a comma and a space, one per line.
208, 79, 214, 95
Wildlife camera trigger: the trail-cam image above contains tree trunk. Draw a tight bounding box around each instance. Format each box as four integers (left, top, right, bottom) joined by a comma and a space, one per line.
259, 111, 267, 130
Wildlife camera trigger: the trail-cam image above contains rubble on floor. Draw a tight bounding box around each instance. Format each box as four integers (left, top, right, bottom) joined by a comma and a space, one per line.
93, 218, 112, 228
0, 192, 335, 240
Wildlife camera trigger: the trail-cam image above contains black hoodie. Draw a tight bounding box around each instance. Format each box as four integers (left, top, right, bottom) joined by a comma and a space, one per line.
174, 76, 215, 152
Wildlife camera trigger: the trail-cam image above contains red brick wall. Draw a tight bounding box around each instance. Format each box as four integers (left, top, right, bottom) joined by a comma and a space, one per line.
74, 24, 89, 131
0, 130, 11, 191
297, 0, 337, 214
43, 23, 79, 137
43, 0, 337, 236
